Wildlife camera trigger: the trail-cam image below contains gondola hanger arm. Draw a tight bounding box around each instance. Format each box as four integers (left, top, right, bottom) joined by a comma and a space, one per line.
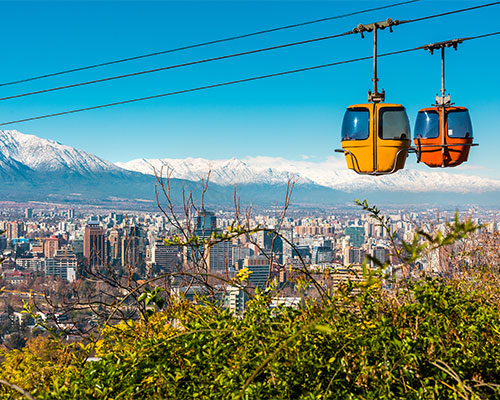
352, 18, 400, 38
423, 38, 464, 106
352, 18, 399, 103
424, 38, 463, 54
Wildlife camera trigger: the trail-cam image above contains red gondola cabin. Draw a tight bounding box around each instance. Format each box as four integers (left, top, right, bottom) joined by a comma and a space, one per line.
414, 106, 473, 168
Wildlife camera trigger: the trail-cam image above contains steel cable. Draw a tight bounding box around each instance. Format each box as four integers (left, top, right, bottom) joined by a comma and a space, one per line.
1, 30, 498, 127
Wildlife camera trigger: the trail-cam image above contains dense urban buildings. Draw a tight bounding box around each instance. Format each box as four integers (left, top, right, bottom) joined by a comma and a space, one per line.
84, 221, 107, 269
0, 203, 498, 316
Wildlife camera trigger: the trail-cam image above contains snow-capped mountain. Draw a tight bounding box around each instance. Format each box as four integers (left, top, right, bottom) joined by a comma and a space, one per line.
1, 129, 499, 206
0, 129, 166, 204
116, 156, 500, 194
0, 150, 33, 179
0, 130, 121, 176
116, 157, 313, 186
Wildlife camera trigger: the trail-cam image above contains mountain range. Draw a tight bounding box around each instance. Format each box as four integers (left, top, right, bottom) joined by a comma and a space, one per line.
1, 129, 499, 208
116, 156, 500, 194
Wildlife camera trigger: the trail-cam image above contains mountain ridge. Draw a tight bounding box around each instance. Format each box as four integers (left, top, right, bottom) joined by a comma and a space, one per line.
0, 130, 122, 177
116, 156, 500, 193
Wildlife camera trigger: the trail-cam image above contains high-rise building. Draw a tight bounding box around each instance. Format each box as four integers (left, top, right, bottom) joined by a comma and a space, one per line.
84, 222, 107, 268
115, 214, 124, 224
233, 246, 253, 269
256, 230, 283, 264
292, 245, 311, 261
67, 209, 75, 219
345, 226, 365, 248
72, 238, 84, 257
207, 240, 233, 274
44, 237, 60, 258
372, 246, 390, 265
192, 209, 232, 273
108, 228, 122, 265
45, 248, 77, 282
121, 225, 146, 269
312, 246, 333, 264
30, 241, 44, 256
16, 257, 44, 272
189, 209, 216, 265
224, 286, 248, 315
25, 208, 33, 219
243, 255, 270, 288
151, 239, 181, 273
280, 228, 294, 262
344, 246, 366, 265
6, 221, 24, 242
194, 209, 217, 237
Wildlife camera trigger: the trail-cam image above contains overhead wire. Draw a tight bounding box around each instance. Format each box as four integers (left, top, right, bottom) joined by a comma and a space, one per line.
0, 30, 355, 102
398, 1, 500, 24
0, 0, 421, 88
1, 1, 499, 103
0, 30, 498, 127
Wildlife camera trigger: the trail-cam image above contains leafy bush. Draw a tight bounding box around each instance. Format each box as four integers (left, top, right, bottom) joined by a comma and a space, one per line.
0, 271, 498, 399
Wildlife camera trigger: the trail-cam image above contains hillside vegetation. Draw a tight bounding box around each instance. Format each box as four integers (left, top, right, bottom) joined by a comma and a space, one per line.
0, 272, 499, 399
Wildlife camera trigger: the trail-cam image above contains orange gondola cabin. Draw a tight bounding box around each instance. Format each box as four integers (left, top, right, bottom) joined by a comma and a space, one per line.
414, 106, 473, 168
341, 103, 411, 174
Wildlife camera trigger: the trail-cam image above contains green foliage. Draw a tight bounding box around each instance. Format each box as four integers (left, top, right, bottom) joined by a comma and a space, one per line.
0, 336, 88, 399
0, 275, 498, 399
21, 302, 62, 340
137, 287, 166, 318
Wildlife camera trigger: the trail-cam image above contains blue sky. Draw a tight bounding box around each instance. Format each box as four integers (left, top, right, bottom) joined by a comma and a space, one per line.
0, 0, 499, 178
